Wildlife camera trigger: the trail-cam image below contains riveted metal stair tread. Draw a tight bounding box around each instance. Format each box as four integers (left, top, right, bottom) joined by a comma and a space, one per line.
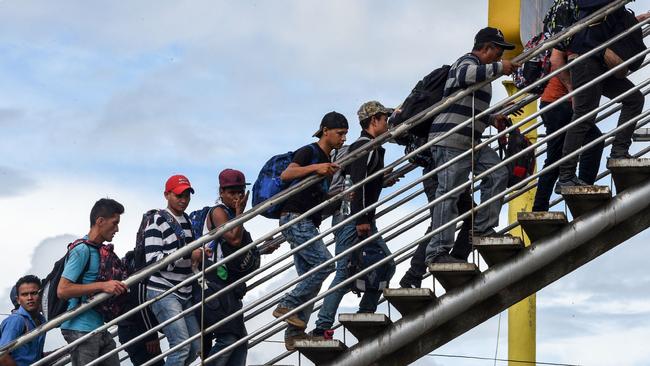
517, 211, 568, 242
339, 313, 392, 341
474, 236, 525, 267
560, 185, 612, 218
295, 340, 347, 365
383, 288, 436, 316
607, 158, 650, 192
428, 263, 480, 291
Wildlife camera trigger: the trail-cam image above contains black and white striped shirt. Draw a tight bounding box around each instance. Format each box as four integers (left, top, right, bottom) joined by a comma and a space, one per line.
144, 209, 195, 300
429, 53, 503, 150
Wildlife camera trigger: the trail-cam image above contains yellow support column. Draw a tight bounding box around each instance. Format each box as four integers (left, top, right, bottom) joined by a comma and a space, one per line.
489, 1, 538, 365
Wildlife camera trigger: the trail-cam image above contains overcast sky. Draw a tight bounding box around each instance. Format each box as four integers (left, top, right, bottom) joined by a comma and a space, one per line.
2, 1, 650, 365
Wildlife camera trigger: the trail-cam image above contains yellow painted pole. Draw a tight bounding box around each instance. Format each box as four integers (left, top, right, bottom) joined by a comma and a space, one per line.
488, 1, 537, 365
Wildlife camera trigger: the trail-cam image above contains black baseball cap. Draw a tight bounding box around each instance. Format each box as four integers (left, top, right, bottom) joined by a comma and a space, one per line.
474, 27, 516, 50
313, 111, 349, 138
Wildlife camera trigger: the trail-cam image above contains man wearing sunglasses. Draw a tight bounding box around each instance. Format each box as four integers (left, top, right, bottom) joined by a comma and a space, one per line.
425, 27, 520, 265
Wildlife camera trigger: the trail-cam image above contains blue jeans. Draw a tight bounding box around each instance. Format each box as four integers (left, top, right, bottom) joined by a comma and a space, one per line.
207, 333, 247, 366
315, 213, 396, 329
147, 290, 201, 366
279, 213, 335, 337
425, 145, 508, 262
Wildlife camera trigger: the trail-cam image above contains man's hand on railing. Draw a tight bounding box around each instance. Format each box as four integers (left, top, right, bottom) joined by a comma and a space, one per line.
501, 59, 521, 75
100, 280, 128, 296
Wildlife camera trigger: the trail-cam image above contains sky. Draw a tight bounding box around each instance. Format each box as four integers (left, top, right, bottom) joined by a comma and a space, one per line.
2, 1, 650, 365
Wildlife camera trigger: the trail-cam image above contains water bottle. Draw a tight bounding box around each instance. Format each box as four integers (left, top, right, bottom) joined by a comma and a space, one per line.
340, 174, 353, 216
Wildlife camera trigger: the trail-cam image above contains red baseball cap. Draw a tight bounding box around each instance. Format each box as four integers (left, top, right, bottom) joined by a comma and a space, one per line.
219, 169, 250, 188
165, 174, 195, 194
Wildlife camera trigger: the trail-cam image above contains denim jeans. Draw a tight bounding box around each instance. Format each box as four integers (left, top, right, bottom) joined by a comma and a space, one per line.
207, 333, 247, 366
533, 101, 603, 211
279, 213, 335, 337
61, 329, 120, 366
559, 56, 644, 180
425, 145, 508, 262
315, 213, 396, 329
147, 290, 201, 366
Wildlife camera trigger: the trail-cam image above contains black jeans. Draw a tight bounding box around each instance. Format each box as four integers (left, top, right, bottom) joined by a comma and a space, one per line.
405, 167, 474, 278
117, 324, 164, 366
559, 56, 644, 181
533, 101, 604, 211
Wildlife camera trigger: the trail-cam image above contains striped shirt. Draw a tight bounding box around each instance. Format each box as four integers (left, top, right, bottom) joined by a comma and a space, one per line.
429, 53, 503, 150
144, 209, 195, 300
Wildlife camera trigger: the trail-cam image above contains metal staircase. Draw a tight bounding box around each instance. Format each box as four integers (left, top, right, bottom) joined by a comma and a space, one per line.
296, 159, 650, 366
2, 2, 650, 366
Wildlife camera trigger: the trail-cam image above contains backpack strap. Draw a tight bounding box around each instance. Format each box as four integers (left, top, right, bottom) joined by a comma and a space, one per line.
157, 209, 189, 245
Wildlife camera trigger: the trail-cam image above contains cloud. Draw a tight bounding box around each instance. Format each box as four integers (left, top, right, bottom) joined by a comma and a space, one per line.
0, 166, 37, 197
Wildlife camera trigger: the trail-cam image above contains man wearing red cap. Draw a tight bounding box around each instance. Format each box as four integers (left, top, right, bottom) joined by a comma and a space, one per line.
144, 175, 203, 366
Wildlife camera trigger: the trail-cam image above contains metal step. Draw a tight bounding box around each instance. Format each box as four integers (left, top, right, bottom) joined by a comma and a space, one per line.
517, 211, 568, 242
633, 128, 650, 141
383, 288, 435, 316
560, 185, 612, 218
295, 339, 347, 365
339, 313, 392, 342
474, 236, 525, 267
607, 158, 650, 192
428, 262, 480, 291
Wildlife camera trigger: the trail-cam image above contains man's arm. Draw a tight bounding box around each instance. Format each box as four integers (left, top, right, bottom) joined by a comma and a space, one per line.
211, 206, 245, 246
280, 146, 339, 181
57, 245, 127, 299
0, 317, 22, 366
550, 48, 572, 93
455, 59, 503, 88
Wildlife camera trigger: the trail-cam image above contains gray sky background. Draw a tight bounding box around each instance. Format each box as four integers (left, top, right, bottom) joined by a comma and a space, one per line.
2, 1, 650, 365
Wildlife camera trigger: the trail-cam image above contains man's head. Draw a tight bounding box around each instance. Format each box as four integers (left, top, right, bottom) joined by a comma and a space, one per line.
164, 174, 194, 215
14, 275, 41, 314
472, 27, 515, 64
313, 111, 349, 149
89, 198, 124, 242
218, 169, 249, 207
358, 101, 393, 137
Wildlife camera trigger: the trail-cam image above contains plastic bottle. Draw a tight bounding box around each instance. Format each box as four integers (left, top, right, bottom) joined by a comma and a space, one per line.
340, 174, 353, 216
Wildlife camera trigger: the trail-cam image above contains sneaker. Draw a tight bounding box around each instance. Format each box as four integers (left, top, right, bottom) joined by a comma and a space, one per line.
284, 331, 309, 351
431, 253, 467, 264
399, 272, 423, 289
309, 328, 334, 340
273, 306, 306, 329
554, 176, 588, 194
609, 151, 633, 159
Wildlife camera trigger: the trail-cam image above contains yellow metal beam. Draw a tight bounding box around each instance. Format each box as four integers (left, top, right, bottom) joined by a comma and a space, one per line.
490, 1, 537, 364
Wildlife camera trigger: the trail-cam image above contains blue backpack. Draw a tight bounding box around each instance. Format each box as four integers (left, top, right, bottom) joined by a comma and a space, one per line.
252, 144, 322, 219
189, 206, 214, 240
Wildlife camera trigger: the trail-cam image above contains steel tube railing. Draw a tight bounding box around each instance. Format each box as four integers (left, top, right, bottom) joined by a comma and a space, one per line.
87, 22, 640, 366
10, 1, 639, 361
201, 108, 650, 364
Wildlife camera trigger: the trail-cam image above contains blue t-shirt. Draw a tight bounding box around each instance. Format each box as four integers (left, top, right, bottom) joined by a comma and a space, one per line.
60, 240, 103, 332
0, 307, 46, 366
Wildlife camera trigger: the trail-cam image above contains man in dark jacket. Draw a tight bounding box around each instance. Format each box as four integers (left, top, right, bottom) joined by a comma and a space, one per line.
310, 101, 397, 338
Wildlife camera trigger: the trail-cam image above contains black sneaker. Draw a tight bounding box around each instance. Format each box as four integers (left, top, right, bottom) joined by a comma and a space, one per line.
309, 328, 334, 340
608, 152, 633, 159
431, 253, 467, 264
399, 272, 423, 289
554, 176, 588, 194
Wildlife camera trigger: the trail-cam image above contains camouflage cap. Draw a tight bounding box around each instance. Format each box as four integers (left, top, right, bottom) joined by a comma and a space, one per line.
357, 101, 394, 122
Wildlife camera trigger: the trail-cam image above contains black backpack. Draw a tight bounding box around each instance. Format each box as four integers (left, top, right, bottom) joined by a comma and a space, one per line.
347, 238, 391, 295
40, 239, 91, 322
500, 128, 536, 188
389, 65, 451, 146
